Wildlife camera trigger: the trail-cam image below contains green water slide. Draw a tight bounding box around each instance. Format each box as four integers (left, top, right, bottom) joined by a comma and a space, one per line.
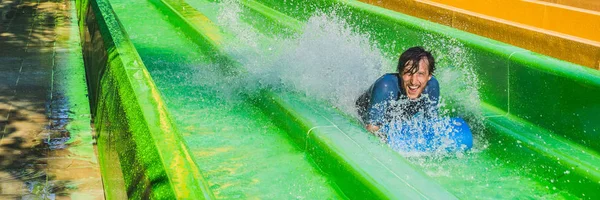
77, 0, 600, 199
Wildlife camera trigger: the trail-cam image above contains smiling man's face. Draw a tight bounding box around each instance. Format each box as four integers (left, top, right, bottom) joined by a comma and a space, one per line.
401, 58, 431, 99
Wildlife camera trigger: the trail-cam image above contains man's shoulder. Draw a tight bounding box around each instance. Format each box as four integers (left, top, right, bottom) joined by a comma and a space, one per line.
382, 73, 398, 79
427, 76, 439, 87
375, 73, 399, 85
424, 75, 440, 99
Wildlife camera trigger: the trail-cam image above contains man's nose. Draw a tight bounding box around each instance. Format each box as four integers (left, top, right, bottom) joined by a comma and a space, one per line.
409, 75, 418, 84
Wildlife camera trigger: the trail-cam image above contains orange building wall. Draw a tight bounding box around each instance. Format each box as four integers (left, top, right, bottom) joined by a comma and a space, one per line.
426, 0, 600, 43
359, 0, 600, 69
540, 0, 600, 12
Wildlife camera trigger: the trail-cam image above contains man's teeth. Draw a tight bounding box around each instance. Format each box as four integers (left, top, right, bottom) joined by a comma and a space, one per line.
409, 86, 418, 90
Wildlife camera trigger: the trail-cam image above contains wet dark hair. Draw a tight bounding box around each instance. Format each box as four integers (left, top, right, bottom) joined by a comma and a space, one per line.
396, 46, 435, 75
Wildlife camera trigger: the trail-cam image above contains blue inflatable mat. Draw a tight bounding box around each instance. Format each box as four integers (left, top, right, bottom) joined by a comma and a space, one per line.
383, 117, 473, 152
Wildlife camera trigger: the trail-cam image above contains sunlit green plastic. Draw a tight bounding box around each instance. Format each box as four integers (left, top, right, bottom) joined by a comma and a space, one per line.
178, 0, 600, 198
101, 0, 342, 199
249, 0, 600, 198
74, 0, 214, 199
78, 0, 600, 198
143, 0, 455, 198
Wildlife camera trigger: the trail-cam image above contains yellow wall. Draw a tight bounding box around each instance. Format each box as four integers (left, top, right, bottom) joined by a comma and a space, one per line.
540, 0, 600, 12
359, 0, 600, 70
426, 0, 600, 43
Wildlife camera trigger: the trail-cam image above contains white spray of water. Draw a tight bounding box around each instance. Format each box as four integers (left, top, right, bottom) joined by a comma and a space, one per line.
422, 35, 487, 153
216, 1, 387, 116
212, 0, 485, 156
194, 2, 583, 198
268, 13, 387, 114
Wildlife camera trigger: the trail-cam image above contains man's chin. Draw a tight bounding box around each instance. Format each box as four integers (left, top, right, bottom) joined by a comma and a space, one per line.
406, 94, 419, 99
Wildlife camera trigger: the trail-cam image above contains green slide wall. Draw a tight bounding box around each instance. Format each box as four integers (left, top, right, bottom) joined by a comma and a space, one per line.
73, 0, 600, 198
75, 0, 213, 199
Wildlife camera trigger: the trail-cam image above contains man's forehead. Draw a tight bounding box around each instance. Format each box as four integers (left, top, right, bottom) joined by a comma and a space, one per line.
403, 58, 429, 72
403, 57, 429, 66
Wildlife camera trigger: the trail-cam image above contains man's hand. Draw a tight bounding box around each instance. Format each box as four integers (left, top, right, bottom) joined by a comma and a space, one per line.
366, 124, 380, 133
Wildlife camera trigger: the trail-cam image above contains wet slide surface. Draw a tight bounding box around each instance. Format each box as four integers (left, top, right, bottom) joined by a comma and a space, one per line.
105, 0, 599, 199
183, 0, 582, 198
109, 0, 342, 198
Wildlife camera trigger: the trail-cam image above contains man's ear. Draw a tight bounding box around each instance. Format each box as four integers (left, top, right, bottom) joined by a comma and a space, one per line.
428, 74, 432, 81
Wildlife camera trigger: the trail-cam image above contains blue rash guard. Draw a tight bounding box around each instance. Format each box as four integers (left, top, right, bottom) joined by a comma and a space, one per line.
356, 73, 440, 126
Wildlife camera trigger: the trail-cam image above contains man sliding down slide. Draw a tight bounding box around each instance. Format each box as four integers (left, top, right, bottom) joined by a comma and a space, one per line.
356, 46, 472, 152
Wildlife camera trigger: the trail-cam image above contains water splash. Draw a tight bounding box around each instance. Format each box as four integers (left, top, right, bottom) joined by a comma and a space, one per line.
423, 36, 486, 147
217, 2, 387, 114
213, 0, 485, 156
188, 1, 589, 198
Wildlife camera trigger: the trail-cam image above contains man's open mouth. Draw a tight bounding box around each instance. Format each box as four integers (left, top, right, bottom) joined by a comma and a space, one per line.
408, 85, 419, 91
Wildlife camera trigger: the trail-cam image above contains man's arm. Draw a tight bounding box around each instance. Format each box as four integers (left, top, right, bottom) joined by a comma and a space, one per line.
365, 74, 399, 132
